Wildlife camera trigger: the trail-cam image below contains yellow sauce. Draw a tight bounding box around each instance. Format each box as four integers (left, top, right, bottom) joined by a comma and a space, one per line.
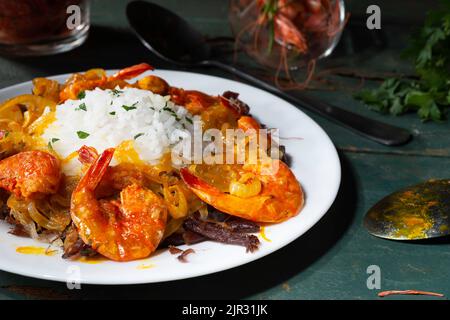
23, 110, 56, 151
115, 140, 174, 168
16, 246, 57, 256
259, 226, 271, 242
29, 110, 55, 136
62, 151, 79, 164
136, 263, 155, 270
114, 140, 144, 164
76, 256, 107, 264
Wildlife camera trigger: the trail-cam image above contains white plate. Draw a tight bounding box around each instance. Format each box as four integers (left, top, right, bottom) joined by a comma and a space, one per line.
0, 70, 340, 285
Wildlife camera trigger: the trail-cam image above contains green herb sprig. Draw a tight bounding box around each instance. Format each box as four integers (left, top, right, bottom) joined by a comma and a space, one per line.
77, 131, 90, 139
162, 105, 182, 122
48, 138, 60, 151
122, 102, 138, 111
76, 103, 87, 111
111, 89, 123, 97
77, 91, 86, 99
134, 133, 144, 140
355, 3, 450, 122
260, 0, 278, 54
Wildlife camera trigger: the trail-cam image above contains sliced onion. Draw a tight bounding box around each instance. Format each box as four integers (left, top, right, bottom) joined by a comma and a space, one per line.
8, 195, 39, 239
28, 202, 61, 231
163, 184, 188, 219
198, 204, 209, 220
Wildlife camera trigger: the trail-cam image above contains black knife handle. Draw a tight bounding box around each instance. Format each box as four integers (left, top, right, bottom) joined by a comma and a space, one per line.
206, 60, 411, 146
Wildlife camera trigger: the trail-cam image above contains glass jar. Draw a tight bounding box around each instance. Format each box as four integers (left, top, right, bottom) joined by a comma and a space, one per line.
0, 0, 90, 56
229, 0, 346, 70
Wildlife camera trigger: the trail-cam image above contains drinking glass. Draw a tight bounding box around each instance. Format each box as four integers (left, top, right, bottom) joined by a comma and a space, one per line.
0, 0, 90, 56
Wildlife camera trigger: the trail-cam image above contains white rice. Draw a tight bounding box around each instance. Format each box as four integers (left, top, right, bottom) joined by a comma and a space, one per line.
42, 87, 199, 175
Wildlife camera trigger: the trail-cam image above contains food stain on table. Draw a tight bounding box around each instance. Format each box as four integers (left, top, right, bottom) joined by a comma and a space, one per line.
136, 263, 155, 270
16, 246, 58, 256
382, 185, 442, 239
282, 282, 292, 292
259, 226, 271, 242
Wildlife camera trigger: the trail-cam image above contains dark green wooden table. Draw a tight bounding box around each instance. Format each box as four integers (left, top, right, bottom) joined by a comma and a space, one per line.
0, 0, 448, 300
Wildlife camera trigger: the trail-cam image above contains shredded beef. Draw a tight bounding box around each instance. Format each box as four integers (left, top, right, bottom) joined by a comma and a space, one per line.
177, 248, 195, 263
8, 224, 29, 237
5, 215, 29, 237
168, 245, 183, 255
184, 215, 260, 252
0, 203, 9, 220
221, 91, 250, 115
225, 218, 260, 233
206, 210, 260, 233
183, 230, 206, 244
162, 230, 206, 247
162, 211, 261, 251
62, 224, 96, 259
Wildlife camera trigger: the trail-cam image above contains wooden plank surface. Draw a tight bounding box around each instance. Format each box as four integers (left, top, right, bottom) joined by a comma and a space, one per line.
0, 0, 448, 300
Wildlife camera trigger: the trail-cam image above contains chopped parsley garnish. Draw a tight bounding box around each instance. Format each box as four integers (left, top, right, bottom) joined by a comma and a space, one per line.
77, 131, 90, 139
77, 91, 86, 99
186, 117, 193, 124
134, 133, 144, 140
76, 103, 87, 111
149, 106, 155, 111
111, 89, 123, 97
122, 105, 137, 111
121, 102, 138, 111
109, 111, 116, 115
162, 106, 181, 121
47, 138, 59, 151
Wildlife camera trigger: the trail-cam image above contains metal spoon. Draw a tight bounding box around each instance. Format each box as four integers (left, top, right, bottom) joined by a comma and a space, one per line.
126, 1, 411, 146
364, 179, 450, 240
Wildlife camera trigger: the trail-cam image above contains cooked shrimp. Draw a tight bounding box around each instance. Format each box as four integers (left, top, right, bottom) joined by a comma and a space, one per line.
0, 151, 61, 199
137, 75, 169, 95
108, 63, 154, 82
60, 63, 154, 101
181, 159, 303, 223
237, 115, 261, 131
169, 88, 218, 115
76, 145, 146, 198
71, 148, 168, 261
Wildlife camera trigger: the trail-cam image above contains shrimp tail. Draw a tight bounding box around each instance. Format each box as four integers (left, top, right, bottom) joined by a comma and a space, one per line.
180, 168, 220, 196
77, 145, 99, 165
71, 147, 167, 261
76, 148, 115, 192
109, 63, 154, 81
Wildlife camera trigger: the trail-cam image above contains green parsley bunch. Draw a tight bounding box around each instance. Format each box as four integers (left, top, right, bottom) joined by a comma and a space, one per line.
355, 2, 450, 121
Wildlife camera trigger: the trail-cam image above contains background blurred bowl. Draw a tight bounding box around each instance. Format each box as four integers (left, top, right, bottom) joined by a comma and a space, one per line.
229, 0, 346, 70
